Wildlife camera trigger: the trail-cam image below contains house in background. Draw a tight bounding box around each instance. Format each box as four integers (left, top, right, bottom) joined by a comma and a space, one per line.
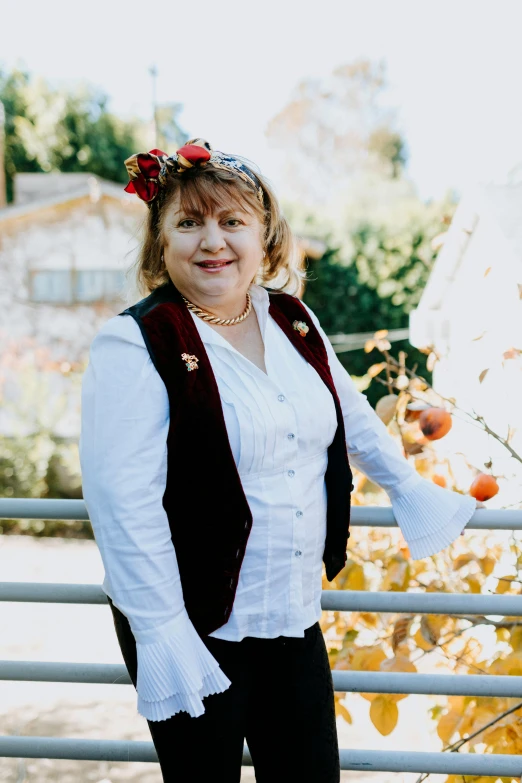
409, 182, 522, 505
0, 172, 145, 439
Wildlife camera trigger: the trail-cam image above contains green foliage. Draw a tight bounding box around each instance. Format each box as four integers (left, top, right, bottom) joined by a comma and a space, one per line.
0, 68, 146, 202
0, 433, 90, 538
0, 69, 41, 202
302, 246, 432, 409
351, 221, 438, 311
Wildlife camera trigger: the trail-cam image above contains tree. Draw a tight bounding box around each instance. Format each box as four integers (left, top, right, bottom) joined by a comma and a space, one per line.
266, 59, 407, 209
0, 69, 147, 202
324, 332, 522, 776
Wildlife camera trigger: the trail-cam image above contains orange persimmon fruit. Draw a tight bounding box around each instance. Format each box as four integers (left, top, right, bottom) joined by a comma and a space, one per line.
418, 408, 452, 441
469, 473, 499, 502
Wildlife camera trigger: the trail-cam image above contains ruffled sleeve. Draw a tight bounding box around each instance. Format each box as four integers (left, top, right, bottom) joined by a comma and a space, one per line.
300, 301, 477, 559
386, 473, 477, 560
134, 611, 231, 721
79, 314, 231, 721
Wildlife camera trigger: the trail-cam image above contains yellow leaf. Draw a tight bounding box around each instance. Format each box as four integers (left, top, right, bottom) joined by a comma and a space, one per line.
420, 615, 445, 646
478, 368, 489, 383
370, 695, 398, 736
496, 627, 511, 642
380, 654, 417, 674
335, 700, 353, 724
391, 615, 413, 652
479, 555, 495, 576
381, 554, 411, 592
484, 266, 492, 277
452, 553, 476, 570
374, 329, 389, 339
364, 340, 375, 353
509, 627, 522, 649
379, 655, 417, 701
351, 646, 387, 672
414, 627, 435, 651
464, 575, 482, 594
496, 575, 516, 594
346, 561, 366, 591
437, 709, 461, 743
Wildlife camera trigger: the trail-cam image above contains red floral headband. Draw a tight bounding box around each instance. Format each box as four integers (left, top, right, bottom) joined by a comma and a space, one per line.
123, 137, 264, 206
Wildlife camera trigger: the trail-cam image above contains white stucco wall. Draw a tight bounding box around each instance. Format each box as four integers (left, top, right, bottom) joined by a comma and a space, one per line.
0, 194, 144, 438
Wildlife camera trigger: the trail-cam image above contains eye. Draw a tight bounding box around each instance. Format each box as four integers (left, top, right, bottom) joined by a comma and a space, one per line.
225, 218, 242, 226
178, 218, 198, 228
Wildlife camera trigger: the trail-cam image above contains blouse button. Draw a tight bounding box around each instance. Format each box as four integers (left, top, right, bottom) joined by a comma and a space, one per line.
287, 469, 295, 478
296, 510, 303, 518
278, 394, 285, 402
287, 433, 295, 440
294, 550, 302, 557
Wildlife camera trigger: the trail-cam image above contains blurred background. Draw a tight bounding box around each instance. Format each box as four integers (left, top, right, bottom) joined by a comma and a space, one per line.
1, 1, 522, 781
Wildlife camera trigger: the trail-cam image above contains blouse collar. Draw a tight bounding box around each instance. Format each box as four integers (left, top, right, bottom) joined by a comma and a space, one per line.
189, 284, 270, 351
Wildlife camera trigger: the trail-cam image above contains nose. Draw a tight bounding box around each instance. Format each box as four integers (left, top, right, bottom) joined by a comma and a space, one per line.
200, 220, 227, 253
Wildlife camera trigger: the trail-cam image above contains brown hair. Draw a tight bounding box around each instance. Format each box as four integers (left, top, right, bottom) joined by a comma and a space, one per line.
127, 159, 306, 299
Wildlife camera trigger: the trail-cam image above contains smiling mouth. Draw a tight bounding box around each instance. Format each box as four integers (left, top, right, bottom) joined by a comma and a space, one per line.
195, 260, 234, 269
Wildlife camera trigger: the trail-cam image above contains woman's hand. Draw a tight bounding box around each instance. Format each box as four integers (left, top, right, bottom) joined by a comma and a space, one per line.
461, 499, 486, 535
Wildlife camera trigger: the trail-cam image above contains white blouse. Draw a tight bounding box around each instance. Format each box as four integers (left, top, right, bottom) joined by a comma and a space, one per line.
79, 283, 476, 722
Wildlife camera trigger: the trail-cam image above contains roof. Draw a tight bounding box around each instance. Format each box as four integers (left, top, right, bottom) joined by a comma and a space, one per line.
0, 173, 141, 222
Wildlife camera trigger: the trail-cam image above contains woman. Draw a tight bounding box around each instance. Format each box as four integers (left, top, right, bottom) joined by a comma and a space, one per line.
79, 138, 478, 782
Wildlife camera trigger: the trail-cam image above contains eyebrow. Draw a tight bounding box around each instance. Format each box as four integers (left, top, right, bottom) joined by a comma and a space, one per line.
173, 206, 246, 219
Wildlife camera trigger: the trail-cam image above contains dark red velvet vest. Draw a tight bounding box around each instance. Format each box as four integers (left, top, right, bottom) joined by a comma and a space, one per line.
119, 279, 353, 636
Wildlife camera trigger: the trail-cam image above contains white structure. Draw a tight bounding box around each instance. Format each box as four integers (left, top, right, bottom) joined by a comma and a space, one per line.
409, 183, 522, 505
0, 173, 145, 438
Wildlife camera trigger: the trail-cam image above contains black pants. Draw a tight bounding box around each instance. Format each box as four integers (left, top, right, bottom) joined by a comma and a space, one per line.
107, 597, 340, 783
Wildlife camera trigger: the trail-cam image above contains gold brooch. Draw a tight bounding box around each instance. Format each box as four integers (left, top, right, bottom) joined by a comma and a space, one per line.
181, 352, 199, 371
292, 320, 309, 337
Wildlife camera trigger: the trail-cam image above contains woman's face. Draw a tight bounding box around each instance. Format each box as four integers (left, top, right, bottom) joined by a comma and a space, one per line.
161, 193, 265, 304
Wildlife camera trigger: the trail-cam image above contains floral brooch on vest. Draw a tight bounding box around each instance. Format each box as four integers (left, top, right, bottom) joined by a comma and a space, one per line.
292, 320, 309, 337
181, 353, 199, 371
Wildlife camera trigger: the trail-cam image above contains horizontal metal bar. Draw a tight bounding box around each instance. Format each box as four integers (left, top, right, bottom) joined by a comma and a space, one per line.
1, 498, 521, 530
0, 498, 90, 521
2, 661, 522, 698
321, 589, 522, 616
333, 670, 522, 698
339, 749, 522, 776
0, 661, 131, 685
0, 583, 108, 604
1, 582, 522, 616
0, 737, 521, 776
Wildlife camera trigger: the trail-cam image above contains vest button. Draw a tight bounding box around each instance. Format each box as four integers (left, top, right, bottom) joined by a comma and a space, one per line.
236, 548, 241, 558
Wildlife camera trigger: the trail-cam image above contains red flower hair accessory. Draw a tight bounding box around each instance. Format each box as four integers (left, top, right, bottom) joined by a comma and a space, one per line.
123, 148, 168, 203
123, 138, 264, 206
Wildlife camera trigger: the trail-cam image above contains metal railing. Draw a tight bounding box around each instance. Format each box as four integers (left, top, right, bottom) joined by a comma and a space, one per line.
1, 498, 522, 778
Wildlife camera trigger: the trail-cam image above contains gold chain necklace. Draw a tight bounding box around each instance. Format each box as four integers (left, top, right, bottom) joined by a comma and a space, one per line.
181, 292, 252, 326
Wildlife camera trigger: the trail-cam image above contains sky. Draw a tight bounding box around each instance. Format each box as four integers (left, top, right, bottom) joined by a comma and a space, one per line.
2, 0, 522, 202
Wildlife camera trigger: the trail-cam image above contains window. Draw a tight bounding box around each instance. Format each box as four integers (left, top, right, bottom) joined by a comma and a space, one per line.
30, 270, 126, 304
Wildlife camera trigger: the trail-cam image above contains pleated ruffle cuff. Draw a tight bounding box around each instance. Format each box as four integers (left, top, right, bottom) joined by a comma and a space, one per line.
390, 476, 477, 560
133, 610, 232, 722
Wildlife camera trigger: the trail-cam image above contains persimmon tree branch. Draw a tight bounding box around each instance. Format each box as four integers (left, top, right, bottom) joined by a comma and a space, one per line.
374, 353, 522, 465
414, 699, 522, 783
